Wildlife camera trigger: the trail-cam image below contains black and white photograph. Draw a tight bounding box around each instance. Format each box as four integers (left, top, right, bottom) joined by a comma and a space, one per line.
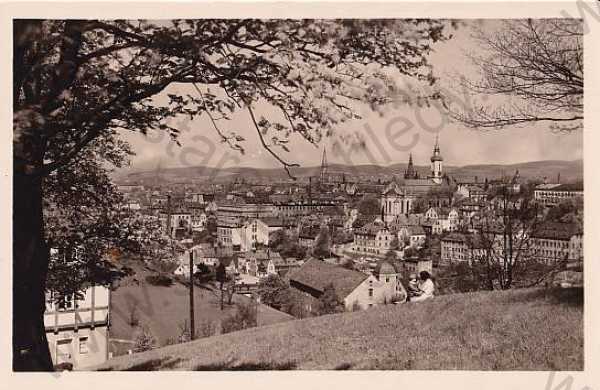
5, 2, 596, 383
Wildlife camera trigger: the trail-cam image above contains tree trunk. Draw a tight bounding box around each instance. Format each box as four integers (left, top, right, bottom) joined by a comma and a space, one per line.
13, 171, 53, 371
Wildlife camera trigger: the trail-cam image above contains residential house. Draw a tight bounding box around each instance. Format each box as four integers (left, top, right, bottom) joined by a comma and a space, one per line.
241, 250, 282, 278
288, 259, 406, 312
298, 225, 321, 248
424, 207, 459, 234
44, 285, 110, 369
397, 225, 426, 248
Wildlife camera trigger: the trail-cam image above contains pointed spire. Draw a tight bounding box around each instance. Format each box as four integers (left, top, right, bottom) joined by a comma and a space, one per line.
320, 147, 328, 183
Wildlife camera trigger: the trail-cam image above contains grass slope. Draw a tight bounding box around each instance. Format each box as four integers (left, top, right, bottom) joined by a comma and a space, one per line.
98, 287, 583, 371
109, 263, 293, 350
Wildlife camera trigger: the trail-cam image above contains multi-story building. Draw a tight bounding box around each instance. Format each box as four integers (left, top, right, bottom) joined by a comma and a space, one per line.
530, 222, 583, 264
352, 222, 396, 256
216, 198, 276, 221
239, 218, 270, 252
440, 232, 486, 266
534, 183, 583, 206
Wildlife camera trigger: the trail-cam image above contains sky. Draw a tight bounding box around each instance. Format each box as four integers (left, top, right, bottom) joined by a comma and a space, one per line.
118, 20, 583, 172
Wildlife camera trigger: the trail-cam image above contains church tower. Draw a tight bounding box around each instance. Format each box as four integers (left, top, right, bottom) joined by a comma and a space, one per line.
430, 136, 443, 184
404, 153, 419, 179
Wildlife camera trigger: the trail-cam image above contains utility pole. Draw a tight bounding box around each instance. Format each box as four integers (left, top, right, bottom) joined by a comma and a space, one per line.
189, 250, 195, 341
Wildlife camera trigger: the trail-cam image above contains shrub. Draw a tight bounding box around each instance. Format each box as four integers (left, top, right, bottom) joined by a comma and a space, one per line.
316, 283, 344, 315
221, 302, 257, 334
177, 320, 192, 343
197, 320, 217, 338
133, 325, 157, 353
145, 274, 173, 287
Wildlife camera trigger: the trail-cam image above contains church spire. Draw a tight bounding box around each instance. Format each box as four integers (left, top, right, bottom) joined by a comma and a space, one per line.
320, 147, 328, 183
404, 153, 418, 179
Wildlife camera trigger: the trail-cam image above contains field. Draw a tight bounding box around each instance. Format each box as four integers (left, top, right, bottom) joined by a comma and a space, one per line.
98, 287, 583, 371
109, 262, 293, 352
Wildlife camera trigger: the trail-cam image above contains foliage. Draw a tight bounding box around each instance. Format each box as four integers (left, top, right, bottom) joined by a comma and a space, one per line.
545, 197, 583, 225
313, 226, 331, 258
215, 262, 227, 286
177, 320, 192, 343
221, 302, 257, 334
145, 274, 174, 287
197, 320, 218, 339
133, 325, 157, 353
403, 246, 419, 259
316, 283, 344, 315
357, 195, 381, 216
384, 249, 398, 262
341, 259, 355, 270
258, 274, 291, 311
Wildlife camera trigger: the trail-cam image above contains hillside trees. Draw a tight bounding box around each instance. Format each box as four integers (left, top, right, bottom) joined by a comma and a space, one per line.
14, 18, 450, 370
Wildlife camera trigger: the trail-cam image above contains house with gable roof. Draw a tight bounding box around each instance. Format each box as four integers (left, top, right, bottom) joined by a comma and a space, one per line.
288, 259, 406, 312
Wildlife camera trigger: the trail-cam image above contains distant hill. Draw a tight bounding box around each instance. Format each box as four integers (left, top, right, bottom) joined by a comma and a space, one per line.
96, 287, 582, 371
114, 159, 582, 185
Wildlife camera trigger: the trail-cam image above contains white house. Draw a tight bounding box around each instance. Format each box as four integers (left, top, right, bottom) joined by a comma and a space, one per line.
44, 285, 110, 370
289, 259, 406, 312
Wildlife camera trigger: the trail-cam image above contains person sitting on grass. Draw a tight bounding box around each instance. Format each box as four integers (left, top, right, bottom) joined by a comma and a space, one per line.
406, 273, 421, 302
410, 271, 435, 302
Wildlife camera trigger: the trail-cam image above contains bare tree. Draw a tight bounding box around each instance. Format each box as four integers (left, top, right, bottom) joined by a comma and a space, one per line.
449, 19, 583, 132
475, 185, 542, 290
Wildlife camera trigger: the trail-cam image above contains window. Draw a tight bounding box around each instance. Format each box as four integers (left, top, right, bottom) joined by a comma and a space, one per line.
58, 295, 73, 311
79, 337, 89, 354
368, 288, 374, 297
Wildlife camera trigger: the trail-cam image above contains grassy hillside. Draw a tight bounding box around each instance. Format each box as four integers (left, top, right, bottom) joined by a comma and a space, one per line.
109, 262, 293, 352
98, 287, 583, 371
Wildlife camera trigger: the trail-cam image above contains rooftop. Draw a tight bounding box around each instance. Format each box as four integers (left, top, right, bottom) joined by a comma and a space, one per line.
289, 258, 369, 298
